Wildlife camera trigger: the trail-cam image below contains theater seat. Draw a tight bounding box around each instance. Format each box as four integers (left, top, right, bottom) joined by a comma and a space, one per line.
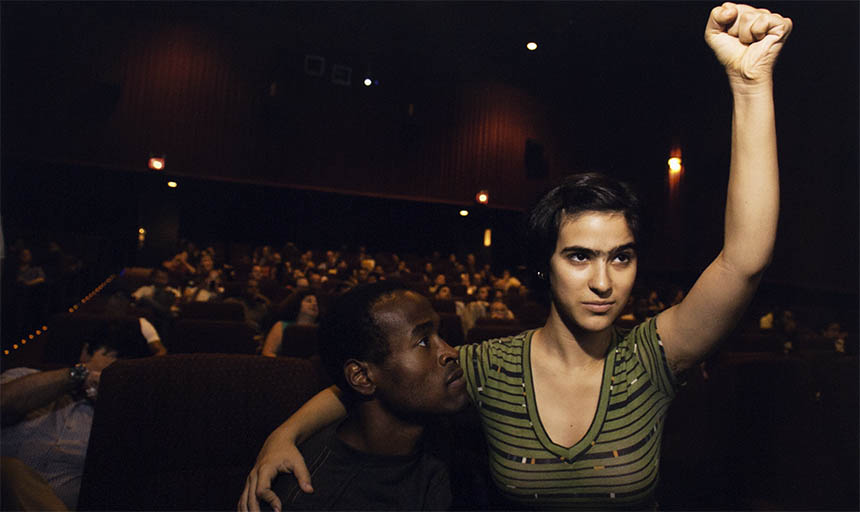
279, 324, 319, 358
78, 354, 329, 511
179, 301, 245, 321
170, 319, 257, 354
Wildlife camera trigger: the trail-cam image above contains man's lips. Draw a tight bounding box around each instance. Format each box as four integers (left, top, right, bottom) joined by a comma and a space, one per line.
446, 368, 465, 385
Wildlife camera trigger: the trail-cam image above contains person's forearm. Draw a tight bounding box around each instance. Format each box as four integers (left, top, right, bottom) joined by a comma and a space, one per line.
721, 78, 778, 277
1, 369, 77, 425
267, 386, 346, 447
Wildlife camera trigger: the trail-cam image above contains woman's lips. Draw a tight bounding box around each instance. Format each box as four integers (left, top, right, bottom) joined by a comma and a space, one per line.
582, 302, 614, 314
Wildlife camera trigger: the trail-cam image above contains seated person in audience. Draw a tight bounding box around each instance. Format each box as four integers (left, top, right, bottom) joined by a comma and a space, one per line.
646, 289, 666, 315
668, 286, 686, 307
488, 300, 515, 321
1, 321, 141, 510
307, 270, 324, 290
262, 290, 320, 358
226, 279, 272, 335
131, 268, 181, 336
132, 268, 181, 307
15, 248, 46, 287
493, 269, 521, 293
249, 281, 468, 511
428, 274, 446, 295
138, 316, 168, 356
434, 285, 452, 301
163, 250, 196, 280
251, 264, 267, 282
459, 273, 476, 296
821, 321, 848, 354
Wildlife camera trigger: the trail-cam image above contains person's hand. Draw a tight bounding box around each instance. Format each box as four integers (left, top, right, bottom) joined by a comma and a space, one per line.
238, 441, 312, 512
83, 370, 101, 400
705, 2, 792, 84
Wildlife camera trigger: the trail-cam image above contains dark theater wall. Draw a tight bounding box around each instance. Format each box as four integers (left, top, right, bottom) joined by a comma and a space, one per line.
2, 2, 858, 295
1, 2, 563, 210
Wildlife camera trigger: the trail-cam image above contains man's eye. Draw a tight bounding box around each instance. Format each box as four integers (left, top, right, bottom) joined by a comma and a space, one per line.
417, 337, 429, 347
567, 253, 588, 262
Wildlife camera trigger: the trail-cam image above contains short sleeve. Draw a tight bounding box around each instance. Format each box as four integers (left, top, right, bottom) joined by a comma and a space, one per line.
458, 343, 484, 405
629, 317, 680, 399
138, 317, 160, 343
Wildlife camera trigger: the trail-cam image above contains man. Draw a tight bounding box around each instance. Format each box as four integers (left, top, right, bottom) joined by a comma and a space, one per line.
225, 278, 272, 335
1, 321, 140, 510
255, 282, 469, 510
131, 268, 181, 310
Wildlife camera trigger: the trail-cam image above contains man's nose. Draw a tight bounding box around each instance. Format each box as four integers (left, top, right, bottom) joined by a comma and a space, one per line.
438, 338, 459, 365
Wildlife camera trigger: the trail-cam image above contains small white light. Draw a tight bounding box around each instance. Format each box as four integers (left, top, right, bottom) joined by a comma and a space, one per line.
526, 42, 538, 51
364, 78, 372, 87
167, 181, 178, 188
459, 210, 469, 217
668, 157, 682, 173
148, 157, 165, 170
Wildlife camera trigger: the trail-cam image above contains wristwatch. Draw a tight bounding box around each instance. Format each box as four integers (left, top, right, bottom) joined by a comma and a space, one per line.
69, 363, 90, 388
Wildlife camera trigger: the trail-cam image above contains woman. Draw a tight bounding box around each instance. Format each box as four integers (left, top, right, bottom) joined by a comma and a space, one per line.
261, 290, 320, 358
239, 4, 791, 510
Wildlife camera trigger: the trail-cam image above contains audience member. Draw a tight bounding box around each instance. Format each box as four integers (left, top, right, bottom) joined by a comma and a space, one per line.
261, 290, 320, 358
1, 321, 143, 510
225, 279, 272, 335
488, 300, 515, 321
253, 282, 468, 511
15, 249, 46, 287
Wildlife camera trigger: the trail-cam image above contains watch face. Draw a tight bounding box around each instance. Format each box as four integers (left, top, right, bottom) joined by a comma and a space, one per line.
70, 364, 89, 382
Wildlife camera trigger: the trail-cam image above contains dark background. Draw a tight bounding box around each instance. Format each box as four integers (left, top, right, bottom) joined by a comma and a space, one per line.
2, 1, 857, 294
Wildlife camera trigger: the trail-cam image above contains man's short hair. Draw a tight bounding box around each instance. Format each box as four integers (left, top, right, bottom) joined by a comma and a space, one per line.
83, 319, 147, 359
317, 281, 410, 394
524, 172, 642, 298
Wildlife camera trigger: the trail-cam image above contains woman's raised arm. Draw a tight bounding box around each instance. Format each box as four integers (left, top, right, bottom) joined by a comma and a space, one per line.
658, 3, 792, 372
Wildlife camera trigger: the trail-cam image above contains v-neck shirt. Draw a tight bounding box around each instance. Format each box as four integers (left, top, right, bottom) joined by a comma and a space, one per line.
458, 317, 678, 509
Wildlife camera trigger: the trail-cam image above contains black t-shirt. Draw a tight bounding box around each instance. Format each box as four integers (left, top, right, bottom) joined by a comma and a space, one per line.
269, 423, 452, 511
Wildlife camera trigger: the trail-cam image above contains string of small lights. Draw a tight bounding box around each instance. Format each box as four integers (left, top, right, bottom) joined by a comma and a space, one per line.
2, 274, 117, 357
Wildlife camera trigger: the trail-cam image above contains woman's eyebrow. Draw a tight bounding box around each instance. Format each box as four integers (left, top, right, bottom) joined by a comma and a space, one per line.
559, 243, 637, 256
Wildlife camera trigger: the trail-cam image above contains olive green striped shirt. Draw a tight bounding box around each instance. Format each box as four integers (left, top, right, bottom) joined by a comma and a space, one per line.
458, 317, 678, 509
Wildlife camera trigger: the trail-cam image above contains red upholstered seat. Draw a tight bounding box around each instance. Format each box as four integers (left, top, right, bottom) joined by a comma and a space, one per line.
78, 354, 329, 511
170, 319, 257, 354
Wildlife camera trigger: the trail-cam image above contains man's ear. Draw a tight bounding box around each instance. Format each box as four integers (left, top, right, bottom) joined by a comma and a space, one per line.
343, 359, 375, 397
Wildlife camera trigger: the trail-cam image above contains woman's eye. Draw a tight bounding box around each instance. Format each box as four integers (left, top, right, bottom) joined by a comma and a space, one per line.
614, 252, 633, 264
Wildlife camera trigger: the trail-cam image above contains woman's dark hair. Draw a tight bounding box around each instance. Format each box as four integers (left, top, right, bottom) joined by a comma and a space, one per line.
276, 289, 319, 323
317, 281, 410, 395
524, 172, 642, 299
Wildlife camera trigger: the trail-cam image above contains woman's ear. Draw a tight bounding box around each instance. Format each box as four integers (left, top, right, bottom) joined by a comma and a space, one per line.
343, 359, 375, 396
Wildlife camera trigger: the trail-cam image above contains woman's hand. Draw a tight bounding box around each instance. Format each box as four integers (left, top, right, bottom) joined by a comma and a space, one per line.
705, 2, 792, 84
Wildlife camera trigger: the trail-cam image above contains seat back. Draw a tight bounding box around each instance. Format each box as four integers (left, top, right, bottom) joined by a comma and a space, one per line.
78, 354, 328, 511
178, 301, 245, 321
279, 324, 319, 358
170, 319, 257, 354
